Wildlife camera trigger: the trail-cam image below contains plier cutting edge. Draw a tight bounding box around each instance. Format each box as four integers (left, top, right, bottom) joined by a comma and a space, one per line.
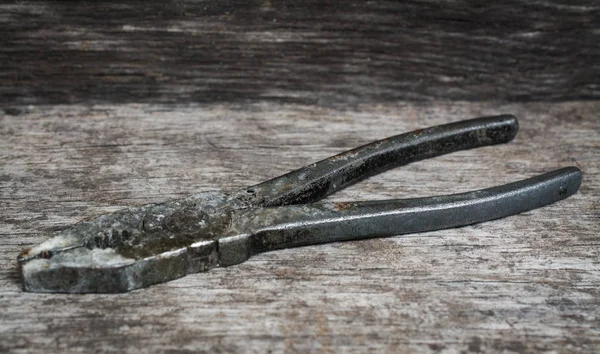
18, 115, 582, 293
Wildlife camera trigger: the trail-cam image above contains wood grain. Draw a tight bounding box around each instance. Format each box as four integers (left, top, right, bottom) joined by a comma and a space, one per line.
1, 0, 599, 107
1, 1, 599, 352
1, 102, 598, 353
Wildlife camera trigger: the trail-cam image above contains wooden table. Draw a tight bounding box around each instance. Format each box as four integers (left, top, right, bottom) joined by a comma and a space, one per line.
1, 2, 598, 353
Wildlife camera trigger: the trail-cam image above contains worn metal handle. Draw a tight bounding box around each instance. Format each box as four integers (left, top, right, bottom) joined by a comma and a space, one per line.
234, 115, 518, 208
219, 167, 581, 265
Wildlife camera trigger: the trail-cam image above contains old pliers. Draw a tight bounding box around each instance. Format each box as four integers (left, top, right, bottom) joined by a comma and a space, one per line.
18, 115, 582, 293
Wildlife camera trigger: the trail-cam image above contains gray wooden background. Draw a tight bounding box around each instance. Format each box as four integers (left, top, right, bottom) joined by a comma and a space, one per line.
1, 1, 599, 353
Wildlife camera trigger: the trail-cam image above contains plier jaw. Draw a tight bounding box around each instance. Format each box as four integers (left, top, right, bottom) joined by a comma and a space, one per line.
18, 115, 582, 293
18, 191, 231, 293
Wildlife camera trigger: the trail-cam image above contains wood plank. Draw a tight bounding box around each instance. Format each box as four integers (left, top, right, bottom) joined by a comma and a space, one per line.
1, 102, 598, 353
1, 1, 599, 107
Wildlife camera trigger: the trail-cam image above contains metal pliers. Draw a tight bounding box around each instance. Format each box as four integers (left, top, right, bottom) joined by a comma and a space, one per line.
18, 115, 582, 293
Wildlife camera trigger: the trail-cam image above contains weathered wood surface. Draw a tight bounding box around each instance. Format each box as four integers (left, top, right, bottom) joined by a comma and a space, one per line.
0, 102, 598, 353
1, 0, 599, 107
1, 0, 600, 352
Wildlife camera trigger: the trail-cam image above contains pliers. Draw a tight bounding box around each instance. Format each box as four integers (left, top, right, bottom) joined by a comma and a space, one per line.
18, 115, 582, 293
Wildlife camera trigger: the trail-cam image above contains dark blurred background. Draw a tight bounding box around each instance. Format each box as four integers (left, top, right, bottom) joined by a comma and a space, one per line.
1, 0, 598, 108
